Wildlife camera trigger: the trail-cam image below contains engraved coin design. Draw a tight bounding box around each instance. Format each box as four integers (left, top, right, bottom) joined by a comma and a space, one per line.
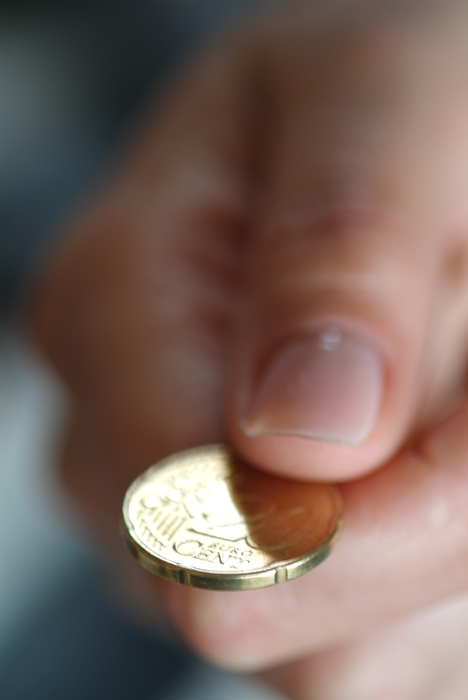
122, 445, 343, 590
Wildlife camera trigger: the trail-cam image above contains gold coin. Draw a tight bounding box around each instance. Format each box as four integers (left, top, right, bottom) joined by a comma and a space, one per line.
122, 445, 342, 591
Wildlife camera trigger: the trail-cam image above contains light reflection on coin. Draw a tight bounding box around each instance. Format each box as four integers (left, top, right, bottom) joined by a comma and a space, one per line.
122, 445, 342, 591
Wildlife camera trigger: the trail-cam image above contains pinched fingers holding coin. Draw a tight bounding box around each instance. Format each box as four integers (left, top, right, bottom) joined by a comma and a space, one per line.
31, 3, 468, 699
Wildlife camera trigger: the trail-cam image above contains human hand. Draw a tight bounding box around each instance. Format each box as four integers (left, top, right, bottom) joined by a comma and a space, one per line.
31, 2, 468, 697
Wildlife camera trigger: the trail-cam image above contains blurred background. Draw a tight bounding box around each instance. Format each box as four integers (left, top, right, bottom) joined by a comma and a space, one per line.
0, 1, 285, 697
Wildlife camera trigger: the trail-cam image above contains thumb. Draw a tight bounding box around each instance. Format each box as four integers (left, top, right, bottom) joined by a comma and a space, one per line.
228, 16, 468, 480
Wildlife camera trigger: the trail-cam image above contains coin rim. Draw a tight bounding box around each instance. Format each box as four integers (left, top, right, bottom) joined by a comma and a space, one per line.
121, 445, 343, 591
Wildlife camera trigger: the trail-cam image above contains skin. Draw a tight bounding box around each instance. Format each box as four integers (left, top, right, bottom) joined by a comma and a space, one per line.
30, 1, 468, 697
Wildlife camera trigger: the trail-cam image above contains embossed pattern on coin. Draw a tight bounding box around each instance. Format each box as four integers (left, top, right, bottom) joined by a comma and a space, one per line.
122, 445, 343, 590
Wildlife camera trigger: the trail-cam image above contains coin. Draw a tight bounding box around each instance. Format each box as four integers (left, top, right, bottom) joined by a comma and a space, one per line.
122, 444, 342, 591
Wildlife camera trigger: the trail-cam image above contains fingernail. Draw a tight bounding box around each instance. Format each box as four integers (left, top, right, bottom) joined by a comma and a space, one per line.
242, 327, 384, 446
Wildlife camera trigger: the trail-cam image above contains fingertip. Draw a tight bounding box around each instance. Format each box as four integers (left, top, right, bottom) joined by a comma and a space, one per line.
159, 581, 274, 670
228, 320, 412, 482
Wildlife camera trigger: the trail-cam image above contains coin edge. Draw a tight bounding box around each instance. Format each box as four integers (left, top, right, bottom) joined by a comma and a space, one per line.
122, 521, 341, 590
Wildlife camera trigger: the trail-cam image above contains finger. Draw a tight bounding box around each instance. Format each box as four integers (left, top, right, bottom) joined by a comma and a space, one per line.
262, 594, 468, 700
160, 394, 468, 671
228, 9, 468, 480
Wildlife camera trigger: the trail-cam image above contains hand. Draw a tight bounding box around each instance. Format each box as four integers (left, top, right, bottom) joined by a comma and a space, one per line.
31, 2, 468, 697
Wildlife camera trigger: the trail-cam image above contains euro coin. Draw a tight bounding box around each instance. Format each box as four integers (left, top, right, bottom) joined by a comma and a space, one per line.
122, 444, 342, 591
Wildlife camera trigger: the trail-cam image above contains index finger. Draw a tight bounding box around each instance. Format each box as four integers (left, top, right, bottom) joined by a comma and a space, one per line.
159, 395, 468, 671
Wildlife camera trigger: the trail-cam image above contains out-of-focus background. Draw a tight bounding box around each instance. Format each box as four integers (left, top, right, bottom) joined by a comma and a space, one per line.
0, 1, 285, 697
